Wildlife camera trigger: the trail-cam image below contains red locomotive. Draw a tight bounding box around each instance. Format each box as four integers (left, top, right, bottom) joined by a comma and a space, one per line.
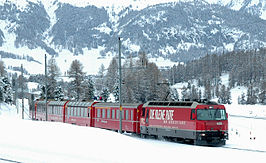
30, 100, 228, 146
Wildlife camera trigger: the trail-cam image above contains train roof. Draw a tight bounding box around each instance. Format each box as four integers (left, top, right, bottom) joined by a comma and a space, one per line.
49, 101, 68, 105
93, 103, 142, 108
67, 101, 94, 107
143, 100, 219, 108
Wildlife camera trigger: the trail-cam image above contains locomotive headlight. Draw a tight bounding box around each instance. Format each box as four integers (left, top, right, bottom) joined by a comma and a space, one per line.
200, 133, 206, 136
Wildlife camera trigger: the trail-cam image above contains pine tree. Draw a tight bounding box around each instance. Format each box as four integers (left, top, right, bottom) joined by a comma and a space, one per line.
96, 64, 105, 93
246, 85, 257, 104
113, 83, 119, 102
0, 77, 13, 103
218, 85, 227, 104
239, 92, 246, 104
100, 88, 109, 102
47, 57, 61, 99
225, 87, 232, 104
68, 60, 85, 101
105, 57, 118, 93
258, 82, 265, 105
54, 86, 64, 101
0, 61, 6, 77
81, 76, 95, 101
204, 81, 212, 100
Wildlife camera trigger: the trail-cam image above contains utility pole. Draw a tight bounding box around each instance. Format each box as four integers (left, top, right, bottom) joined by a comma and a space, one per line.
45, 54, 48, 121
118, 37, 122, 134
21, 64, 24, 119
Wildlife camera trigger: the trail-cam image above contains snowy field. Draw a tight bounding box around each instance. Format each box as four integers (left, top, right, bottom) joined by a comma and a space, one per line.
0, 101, 266, 163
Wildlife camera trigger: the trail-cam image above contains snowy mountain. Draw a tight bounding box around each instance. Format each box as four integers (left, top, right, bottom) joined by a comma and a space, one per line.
0, 0, 266, 75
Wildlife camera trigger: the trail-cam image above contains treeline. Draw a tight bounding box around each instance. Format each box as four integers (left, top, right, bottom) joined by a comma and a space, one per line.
101, 52, 170, 103
0, 51, 41, 64
164, 48, 265, 105
28, 52, 170, 103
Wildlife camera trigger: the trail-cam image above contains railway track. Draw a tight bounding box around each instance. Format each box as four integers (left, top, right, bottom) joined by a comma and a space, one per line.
0, 157, 23, 163
229, 114, 266, 120
222, 146, 266, 153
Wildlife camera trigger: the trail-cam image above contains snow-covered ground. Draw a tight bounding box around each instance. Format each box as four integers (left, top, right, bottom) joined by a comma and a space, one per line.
0, 100, 266, 163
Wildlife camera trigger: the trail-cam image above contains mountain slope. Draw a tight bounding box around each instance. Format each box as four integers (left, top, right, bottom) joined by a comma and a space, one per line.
0, 0, 265, 74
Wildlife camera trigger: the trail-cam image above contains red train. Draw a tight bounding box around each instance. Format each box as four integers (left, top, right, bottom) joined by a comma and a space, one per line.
30, 100, 228, 146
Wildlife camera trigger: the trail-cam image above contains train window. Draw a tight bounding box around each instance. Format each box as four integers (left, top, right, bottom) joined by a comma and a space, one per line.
122, 110, 124, 120
102, 109, 106, 118
112, 109, 115, 119
107, 109, 110, 119
126, 110, 129, 120
141, 108, 145, 117
78, 108, 80, 117
131, 110, 133, 120
72, 107, 74, 116
116, 110, 119, 119
71, 107, 74, 116
84, 108, 87, 117
97, 109, 101, 118
73, 108, 75, 116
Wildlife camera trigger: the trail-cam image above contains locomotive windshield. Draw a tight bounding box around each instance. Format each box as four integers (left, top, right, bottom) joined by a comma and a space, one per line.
197, 109, 227, 120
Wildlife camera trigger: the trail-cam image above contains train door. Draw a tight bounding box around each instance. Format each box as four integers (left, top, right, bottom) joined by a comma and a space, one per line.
140, 107, 149, 136
145, 108, 149, 126
90, 106, 95, 127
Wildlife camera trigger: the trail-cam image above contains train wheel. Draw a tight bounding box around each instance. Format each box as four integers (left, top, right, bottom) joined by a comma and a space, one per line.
141, 134, 146, 138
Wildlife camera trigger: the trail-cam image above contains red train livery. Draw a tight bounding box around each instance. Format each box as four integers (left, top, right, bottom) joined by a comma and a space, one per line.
30, 100, 228, 146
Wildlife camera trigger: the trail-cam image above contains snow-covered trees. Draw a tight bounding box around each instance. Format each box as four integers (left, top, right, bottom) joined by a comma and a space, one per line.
67, 60, 95, 101
47, 57, 61, 99
105, 58, 118, 93
0, 60, 6, 77
218, 85, 231, 104
81, 76, 95, 101
165, 48, 265, 105
0, 61, 13, 103
0, 77, 13, 103
120, 52, 170, 103
68, 59, 86, 100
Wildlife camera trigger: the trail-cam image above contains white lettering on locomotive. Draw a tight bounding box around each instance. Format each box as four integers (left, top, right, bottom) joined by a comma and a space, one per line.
149, 109, 174, 121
